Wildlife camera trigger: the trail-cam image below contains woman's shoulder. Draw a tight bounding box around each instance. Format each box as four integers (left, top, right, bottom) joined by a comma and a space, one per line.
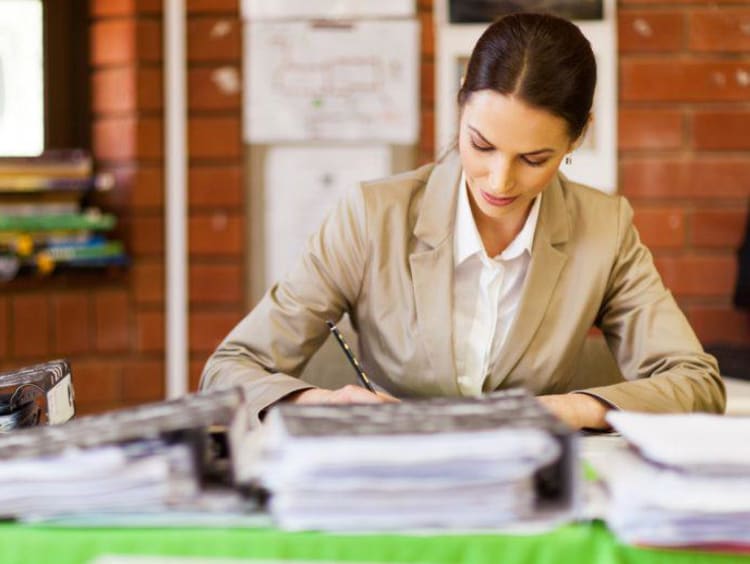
558, 174, 628, 224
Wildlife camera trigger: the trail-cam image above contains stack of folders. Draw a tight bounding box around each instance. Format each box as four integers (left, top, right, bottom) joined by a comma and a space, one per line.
237, 388, 578, 531
0, 388, 250, 521
0, 360, 76, 431
599, 411, 750, 549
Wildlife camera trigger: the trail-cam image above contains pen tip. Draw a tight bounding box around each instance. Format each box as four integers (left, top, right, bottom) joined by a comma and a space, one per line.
325, 320, 334, 328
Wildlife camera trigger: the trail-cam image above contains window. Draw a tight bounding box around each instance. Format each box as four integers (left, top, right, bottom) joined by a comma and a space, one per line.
0, 0, 44, 156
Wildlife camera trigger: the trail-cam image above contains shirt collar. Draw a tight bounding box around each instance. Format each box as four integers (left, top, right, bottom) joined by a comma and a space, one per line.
453, 171, 542, 266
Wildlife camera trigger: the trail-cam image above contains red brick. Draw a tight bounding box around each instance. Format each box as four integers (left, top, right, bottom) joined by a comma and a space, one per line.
11, 295, 49, 358
692, 209, 748, 248
654, 256, 737, 297
189, 359, 205, 391
621, 60, 750, 102
693, 111, 750, 150
91, 19, 135, 65
632, 206, 686, 249
91, 0, 161, 16
419, 11, 434, 57
135, 311, 165, 353
189, 165, 243, 208
188, 117, 241, 159
619, 11, 684, 53
71, 360, 122, 404
94, 290, 130, 352
187, 17, 241, 63
187, 0, 238, 14
188, 212, 244, 256
93, 116, 163, 161
188, 66, 241, 111
689, 9, 750, 52
688, 306, 750, 346
133, 260, 165, 304
122, 360, 164, 401
189, 311, 238, 352
90, 19, 161, 65
113, 165, 164, 210
621, 158, 750, 199
421, 108, 435, 157
93, 66, 162, 114
52, 294, 91, 356
189, 263, 244, 304
0, 297, 7, 359
92, 68, 136, 113
421, 60, 435, 108
618, 109, 683, 150
128, 215, 165, 256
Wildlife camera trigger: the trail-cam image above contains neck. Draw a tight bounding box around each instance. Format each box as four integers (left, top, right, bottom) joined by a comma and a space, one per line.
469, 198, 534, 258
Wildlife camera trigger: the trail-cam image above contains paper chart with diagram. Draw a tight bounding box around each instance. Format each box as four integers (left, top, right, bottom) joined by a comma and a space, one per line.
245, 20, 419, 143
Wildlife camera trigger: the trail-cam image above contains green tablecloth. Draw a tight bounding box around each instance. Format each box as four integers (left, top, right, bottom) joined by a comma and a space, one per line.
0, 522, 747, 564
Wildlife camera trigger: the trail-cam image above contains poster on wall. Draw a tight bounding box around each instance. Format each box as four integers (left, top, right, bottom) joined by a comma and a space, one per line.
264, 145, 391, 288
243, 0, 416, 19
245, 20, 419, 143
434, 0, 617, 192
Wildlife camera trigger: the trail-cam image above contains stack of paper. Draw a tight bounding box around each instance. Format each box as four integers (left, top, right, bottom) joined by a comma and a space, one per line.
600, 411, 750, 548
239, 389, 578, 531
0, 388, 250, 521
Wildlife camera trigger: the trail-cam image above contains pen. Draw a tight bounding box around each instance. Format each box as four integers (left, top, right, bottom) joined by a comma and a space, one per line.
325, 320, 377, 393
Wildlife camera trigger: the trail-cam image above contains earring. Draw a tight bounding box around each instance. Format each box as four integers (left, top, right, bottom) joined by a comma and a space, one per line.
565, 154, 572, 165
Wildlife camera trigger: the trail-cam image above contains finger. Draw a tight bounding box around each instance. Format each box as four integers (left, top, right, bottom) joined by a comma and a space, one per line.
375, 391, 400, 403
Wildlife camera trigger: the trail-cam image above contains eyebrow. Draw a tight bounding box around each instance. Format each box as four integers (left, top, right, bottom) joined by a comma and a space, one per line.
468, 125, 555, 156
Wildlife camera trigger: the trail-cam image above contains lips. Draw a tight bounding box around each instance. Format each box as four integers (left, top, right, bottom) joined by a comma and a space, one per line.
480, 190, 517, 207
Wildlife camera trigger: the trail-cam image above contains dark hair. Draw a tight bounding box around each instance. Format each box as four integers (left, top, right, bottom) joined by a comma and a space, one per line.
457, 13, 596, 140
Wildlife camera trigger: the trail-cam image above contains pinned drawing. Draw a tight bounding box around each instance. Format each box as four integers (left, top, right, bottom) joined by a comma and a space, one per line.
245, 20, 419, 143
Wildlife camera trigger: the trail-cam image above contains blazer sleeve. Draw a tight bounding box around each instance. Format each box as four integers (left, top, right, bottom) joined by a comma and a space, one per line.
583, 197, 726, 414
199, 186, 369, 422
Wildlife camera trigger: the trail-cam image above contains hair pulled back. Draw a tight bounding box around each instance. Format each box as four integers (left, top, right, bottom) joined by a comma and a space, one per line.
457, 13, 596, 140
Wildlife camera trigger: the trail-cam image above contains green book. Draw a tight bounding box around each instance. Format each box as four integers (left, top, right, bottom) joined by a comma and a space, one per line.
0, 212, 116, 232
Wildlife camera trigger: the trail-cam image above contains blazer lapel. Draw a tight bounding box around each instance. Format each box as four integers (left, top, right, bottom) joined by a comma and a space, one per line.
409, 153, 462, 395
485, 174, 571, 392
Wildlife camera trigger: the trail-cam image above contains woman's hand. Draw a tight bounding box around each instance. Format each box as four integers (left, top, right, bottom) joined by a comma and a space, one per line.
536, 393, 611, 430
285, 385, 400, 405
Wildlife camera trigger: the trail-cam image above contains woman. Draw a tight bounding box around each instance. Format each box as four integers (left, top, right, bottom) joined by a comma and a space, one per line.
201, 13, 725, 429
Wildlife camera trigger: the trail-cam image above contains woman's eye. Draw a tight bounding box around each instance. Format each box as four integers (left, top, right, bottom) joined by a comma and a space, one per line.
470, 139, 493, 152
521, 156, 548, 167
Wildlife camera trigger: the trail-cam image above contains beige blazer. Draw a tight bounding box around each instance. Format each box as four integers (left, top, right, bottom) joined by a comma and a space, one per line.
201, 153, 725, 422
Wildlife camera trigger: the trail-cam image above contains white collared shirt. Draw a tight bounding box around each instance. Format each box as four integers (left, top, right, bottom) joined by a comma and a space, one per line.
452, 173, 542, 396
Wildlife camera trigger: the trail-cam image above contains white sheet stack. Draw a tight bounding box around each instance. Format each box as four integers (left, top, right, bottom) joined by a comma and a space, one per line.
240, 389, 575, 531
601, 411, 750, 548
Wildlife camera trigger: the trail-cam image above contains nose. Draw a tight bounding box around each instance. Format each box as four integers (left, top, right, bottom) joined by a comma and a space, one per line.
488, 156, 514, 195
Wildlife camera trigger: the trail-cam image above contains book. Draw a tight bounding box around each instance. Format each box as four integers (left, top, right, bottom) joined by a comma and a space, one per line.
0, 149, 92, 179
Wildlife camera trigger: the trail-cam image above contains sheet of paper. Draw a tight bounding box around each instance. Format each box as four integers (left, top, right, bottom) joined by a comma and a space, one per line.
245, 20, 419, 143
242, 0, 415, 19
606, 411, 750, 471
263, 145, 390, 288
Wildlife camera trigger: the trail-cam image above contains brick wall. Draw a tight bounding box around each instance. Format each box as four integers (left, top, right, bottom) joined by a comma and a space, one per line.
618, 0, 750, 347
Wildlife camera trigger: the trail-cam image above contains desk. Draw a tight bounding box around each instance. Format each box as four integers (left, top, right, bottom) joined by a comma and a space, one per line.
0, 522, 747, 564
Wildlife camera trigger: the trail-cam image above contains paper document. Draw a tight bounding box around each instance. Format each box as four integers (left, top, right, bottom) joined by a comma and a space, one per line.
245, 20, 419, 142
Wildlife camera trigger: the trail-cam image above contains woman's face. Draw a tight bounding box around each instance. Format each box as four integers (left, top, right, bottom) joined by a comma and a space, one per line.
458, 90, 575, 225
